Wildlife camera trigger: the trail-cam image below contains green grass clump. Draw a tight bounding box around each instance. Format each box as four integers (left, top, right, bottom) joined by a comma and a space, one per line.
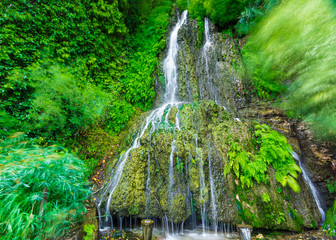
0, 133, 90, 239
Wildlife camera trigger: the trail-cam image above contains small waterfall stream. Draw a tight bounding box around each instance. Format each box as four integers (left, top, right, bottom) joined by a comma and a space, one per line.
97, 10, 189, 233
240, 227, 252, 240
199, 17, 219, 104
208, 146, 218, 234
292, 152, 326, 222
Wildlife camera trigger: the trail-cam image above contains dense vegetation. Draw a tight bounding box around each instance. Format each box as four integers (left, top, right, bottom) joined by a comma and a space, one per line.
243, 0, 336, 140
225, 124, 301, 192
0, 0, 171, 140
0, 133, 90, 239
1, 0, 335, 237
0, 0, 172, 237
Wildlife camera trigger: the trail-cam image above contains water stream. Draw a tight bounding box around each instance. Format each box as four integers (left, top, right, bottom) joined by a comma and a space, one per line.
292, 152, 326, 222
240, 227, 252, 240
95, 11, 326, 238
208, 146, 218, 234
96, 9, 189, 233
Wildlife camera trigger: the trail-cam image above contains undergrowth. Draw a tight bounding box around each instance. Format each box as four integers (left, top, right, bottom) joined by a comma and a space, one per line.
224, 124, 301, 192
0, 133, 90, 239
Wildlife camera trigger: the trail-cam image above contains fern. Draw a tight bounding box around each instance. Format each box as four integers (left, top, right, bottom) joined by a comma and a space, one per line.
225, 124, 301, 192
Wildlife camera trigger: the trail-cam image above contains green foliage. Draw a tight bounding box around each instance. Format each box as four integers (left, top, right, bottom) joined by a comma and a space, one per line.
122, 0, 172, 110
242, 47, 286, 100
176, 157, 184, 173
324, 179, 336, 236
177, 0, 254, 27
323, 200, 336, 236
327, 179, 336, 193
84, 224, 97, 240
29, 63, 110, 139
262, 192, 271, 203
224, 124, 301, 192
0, 0, 129, 137
254, 124, 301, 192
323, 199, 336, 236
243, 0, 336, 139
0, 133, 90, 239
235, 0, 280, 36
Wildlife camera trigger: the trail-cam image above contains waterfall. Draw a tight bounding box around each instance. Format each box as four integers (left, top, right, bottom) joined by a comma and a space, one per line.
164, 11, 188, 103
208, 148, 218, 234
196, 146, 207, 234
292, 152, 326, 222
240, 227, 251, 240
199, 17, 220, 104
96, 10, 188, 232
169, 141, 177, 195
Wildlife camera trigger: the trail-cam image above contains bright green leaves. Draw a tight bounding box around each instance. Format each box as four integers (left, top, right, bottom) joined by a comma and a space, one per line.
18, 63, 110, 140
262, 192, 271, 203
122, 0, 172, 110
254, 124, 301, 192
177, 0, 251, 27
243, 0, 336, 139
224, 124, 301, 192
0, 134, 90, 239
323, 199, 336, 236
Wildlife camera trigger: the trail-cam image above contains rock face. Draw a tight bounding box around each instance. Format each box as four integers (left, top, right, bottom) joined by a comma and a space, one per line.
106, 101, 321, 231
100, 11, 335, 233
155, 11, 243, 114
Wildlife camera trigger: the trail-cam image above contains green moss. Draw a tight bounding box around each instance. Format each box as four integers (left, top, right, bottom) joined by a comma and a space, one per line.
169, 193, 188, 223
288, 207, 304, 231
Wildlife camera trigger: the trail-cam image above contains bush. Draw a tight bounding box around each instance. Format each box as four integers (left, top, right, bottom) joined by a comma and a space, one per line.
235, 0, 280, 36
27, 63, 110, 139
0, 133, 90, 239
243, 0, 336, 139
224, 124, 301, 192
122, 0, 172, 110
177, 0, 253, 27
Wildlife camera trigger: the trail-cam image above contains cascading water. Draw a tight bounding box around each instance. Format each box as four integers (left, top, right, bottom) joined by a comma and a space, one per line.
208, 147, 218, 234
196, 145, 207, 234
96, 10, 189, 234
164, 11, 188, 103
240, 227, 251, 240
292, 152, 326, 222
94, 10, 326, 240
169, 141, 177, 200
199, 17, 220, 104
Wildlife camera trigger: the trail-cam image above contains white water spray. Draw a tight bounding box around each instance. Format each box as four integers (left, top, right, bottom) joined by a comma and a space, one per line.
96, 10, 188, 232
292, 152, 325, 222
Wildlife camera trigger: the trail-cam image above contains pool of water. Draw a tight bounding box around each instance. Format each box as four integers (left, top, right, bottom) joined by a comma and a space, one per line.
165, 231, 238, 240
132, 228, 239, 240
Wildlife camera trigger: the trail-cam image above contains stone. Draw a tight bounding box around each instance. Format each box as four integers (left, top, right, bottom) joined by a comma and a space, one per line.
141, 219, 154, 240
256, 233, 264, 239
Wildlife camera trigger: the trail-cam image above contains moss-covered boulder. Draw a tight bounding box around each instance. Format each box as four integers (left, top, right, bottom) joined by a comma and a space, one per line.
100, 100, 321, 231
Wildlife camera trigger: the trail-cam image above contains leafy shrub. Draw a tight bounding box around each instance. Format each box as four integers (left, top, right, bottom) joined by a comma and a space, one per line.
243, 0, 336, 139
122, 0, 172, 110
235, 0, 280, 36
177, 0, 254, 27
84, 224, 97, 240
28, 63, 110, 139
323, 179, 336, 236
224, 124, 301, 192
323, 200, 336, 236
0, 133, 90, 239
242, 46, 286, 100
